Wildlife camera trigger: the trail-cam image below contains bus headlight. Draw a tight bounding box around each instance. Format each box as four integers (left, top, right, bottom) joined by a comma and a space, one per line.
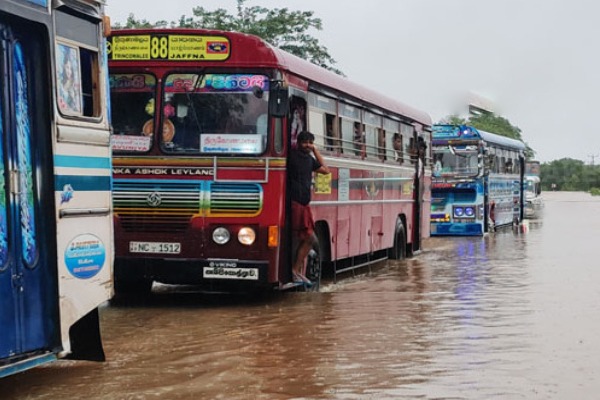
454, 207, 464, 217
465, 206, 475, 217
212, 227, 231, 245
238, 227, 256, 246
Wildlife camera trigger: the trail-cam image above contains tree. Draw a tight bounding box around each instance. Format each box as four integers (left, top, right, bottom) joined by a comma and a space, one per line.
439, 112, 535, 159
112, 0, 342, 75
541, 158, 600, 192
113, 14, 168, 29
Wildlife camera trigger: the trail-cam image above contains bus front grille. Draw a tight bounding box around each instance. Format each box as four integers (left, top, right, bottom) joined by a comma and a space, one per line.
208, 182, 263, 216
113, 181, 201, 233
113, 180, 263, 232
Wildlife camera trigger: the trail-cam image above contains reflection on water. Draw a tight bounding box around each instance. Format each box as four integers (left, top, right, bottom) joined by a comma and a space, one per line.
2, 191, 600, 399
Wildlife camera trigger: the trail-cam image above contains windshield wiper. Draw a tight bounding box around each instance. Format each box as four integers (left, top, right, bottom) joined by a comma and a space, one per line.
184, 73, 205, 137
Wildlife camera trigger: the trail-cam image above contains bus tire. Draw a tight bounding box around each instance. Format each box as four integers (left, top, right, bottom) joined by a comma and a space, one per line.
390, 221, 407, 260
305, 236, 322, 292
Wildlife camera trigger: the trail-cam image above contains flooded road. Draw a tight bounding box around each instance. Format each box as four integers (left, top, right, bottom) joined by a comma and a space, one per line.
3, 191, 600, 399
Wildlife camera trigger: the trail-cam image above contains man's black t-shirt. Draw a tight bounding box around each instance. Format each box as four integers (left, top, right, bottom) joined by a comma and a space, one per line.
288, 149, 321, 206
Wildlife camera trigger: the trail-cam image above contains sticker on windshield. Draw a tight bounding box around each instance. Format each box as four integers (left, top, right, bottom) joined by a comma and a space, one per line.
201, 134, 263, 153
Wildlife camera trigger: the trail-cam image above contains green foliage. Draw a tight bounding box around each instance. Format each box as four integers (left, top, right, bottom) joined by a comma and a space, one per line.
590, 188, 600, 196
112, 0, 342, 75
440, 114, 467, 126
470, 113, 521, 140
540, 158, 600, 192
438, 112, 535, 159
114, 14, 169, 29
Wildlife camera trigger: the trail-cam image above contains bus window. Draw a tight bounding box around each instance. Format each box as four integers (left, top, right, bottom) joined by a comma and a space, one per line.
55, 10, 101, 118
110, 74, 156, 151
363, 111, 381, 159
161, 73, 270, 154
79, 48, 100, 116
57, 47, 97, 117
340, 118, 355, 154
325, 113, 338, 152
307, 109, 325, 148
401, 123, 415, 164
365, 124, 378, 159
407, 137, 416, 164
384, 118, 400, 162
392, 133, 403, 162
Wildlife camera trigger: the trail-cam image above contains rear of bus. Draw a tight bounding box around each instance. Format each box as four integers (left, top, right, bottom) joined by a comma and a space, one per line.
108, 30, 290, 294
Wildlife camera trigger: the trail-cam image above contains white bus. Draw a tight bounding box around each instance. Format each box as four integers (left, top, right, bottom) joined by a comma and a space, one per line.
0, 0, 113, 377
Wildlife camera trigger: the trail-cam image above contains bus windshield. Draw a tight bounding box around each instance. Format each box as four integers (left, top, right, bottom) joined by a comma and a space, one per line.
433, 144, 480, 177
110, 73, 270, 154
525, 176, 541, 196
162, 73, 269, 154
110, 73, 157, 152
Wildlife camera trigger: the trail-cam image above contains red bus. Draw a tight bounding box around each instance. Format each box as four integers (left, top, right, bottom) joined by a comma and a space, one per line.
107, 28, 431, 294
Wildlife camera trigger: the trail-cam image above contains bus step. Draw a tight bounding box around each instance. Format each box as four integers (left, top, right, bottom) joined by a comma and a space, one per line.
335, 255, 389, 275
277, 281, 310, 291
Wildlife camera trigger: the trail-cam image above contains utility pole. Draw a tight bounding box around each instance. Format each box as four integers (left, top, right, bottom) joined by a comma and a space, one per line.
588, 153, 599, 166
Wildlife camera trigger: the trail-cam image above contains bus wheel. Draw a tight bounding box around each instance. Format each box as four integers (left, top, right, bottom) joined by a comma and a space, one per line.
305, 240, 322, 292
390, 221, 407, 260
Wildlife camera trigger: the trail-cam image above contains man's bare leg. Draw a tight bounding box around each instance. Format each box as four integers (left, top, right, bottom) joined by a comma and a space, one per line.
293, 237, 312, 278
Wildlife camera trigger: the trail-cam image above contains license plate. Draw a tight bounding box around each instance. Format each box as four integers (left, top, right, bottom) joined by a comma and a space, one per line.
129, 241, 181, 254
203, 266, 259, 280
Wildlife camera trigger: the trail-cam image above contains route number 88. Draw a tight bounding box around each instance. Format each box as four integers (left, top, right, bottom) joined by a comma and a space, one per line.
150, 37, 168, 59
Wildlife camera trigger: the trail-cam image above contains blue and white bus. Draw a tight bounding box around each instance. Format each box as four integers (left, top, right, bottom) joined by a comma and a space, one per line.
430, 124, 525, 235
524, 160, 544, 219
0, 0, 113, 377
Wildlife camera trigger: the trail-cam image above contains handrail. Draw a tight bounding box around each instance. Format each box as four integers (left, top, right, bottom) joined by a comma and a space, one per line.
59, 207, 111, 218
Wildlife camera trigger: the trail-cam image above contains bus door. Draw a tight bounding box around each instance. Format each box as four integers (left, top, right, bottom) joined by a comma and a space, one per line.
0, 22, 56, 359
412, 132, 423, 252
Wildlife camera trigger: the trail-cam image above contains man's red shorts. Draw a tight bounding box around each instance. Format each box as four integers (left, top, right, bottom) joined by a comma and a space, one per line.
291, 201, 315, 241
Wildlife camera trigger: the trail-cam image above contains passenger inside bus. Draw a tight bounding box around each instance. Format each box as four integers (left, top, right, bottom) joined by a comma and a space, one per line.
393, 133, 403, 162
408, 137, 417, 164
165, 99, 202, 150
112, 92, 155, 136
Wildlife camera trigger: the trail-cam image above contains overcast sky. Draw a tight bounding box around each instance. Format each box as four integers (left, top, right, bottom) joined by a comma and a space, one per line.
107, 0, 599, 163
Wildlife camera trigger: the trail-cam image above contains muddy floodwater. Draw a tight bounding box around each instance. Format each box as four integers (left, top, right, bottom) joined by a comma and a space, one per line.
3, 191, 600, 399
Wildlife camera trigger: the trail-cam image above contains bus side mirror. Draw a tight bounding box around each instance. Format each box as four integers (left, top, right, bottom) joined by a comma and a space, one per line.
269, 83, 289, 118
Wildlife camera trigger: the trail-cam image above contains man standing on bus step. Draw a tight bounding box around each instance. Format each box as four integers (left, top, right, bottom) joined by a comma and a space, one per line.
288, 131, 330, 284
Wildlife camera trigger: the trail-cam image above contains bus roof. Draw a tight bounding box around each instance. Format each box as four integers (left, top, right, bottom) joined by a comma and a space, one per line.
271, 47, 431, 126
432, 124, 526, 151
109, 28, 431, 127
478, 129, 526, 151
